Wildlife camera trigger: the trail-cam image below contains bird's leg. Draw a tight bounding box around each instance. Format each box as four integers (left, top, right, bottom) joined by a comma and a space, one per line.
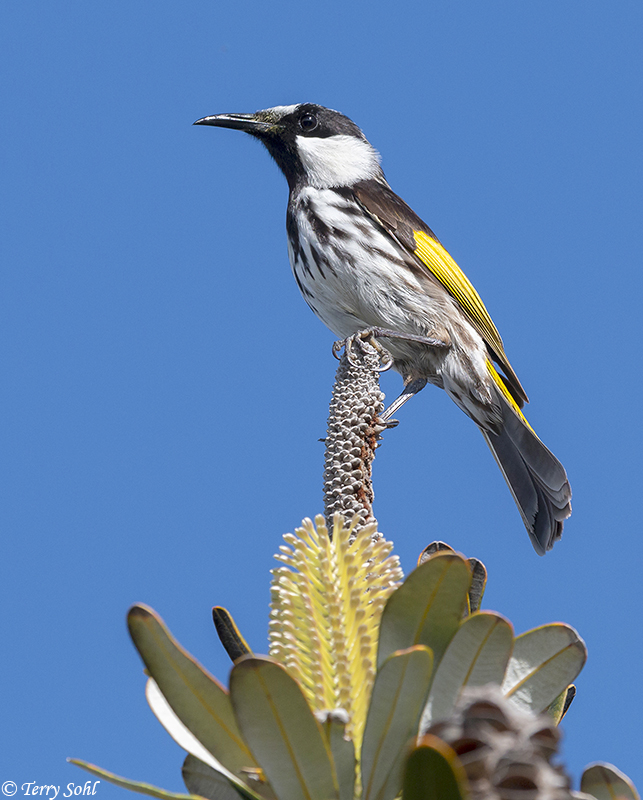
333, 327, 450, 369
379, 377, 428, 424
365, 327, 451, 349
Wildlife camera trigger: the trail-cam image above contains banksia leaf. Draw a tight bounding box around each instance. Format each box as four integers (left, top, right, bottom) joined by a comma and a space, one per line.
182, 755, 259, 800
269, 514, 402, 749
213, 607, 252, 663
501, 624, 587, 714
546, 685, 576, 725
229, 657, 339, 800
402, 736, 469, 800
145, 678, 270, 800
377, 552, 471, 669
421, 612, 513, 730
322, 712, 356, 800
416, 543, 486, 616
361, 646, 434, 800
581, 763, 640, 800
68, 759, 230, 800
127, 605, 267, 793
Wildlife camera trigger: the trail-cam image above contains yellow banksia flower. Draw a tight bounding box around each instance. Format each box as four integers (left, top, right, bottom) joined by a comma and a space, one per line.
269, 513, 403, 749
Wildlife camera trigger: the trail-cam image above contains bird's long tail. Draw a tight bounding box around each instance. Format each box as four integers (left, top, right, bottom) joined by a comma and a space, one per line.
482, 375, 572, 555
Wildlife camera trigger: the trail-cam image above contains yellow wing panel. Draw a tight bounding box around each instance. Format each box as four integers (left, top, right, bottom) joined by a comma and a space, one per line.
413, 230, 528, 405
414, 230, 505, 356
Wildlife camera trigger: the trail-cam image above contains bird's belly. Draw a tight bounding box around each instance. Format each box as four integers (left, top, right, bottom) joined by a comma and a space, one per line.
288, 209, 439, 338
288, 213, 451, 369
286, 188, 497, 424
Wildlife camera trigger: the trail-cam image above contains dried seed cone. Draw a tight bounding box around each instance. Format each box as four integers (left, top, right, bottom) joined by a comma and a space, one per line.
426, 686, 574, 800
323, 337, 385, 534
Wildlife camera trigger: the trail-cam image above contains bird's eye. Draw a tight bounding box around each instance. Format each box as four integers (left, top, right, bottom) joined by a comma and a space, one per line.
299, 113, 318, 132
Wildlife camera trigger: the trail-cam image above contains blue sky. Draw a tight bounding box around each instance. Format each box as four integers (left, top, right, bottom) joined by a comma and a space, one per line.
2, 0, 642, 794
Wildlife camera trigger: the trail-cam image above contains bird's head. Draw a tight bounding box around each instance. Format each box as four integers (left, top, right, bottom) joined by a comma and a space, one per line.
194, 103, 383, 191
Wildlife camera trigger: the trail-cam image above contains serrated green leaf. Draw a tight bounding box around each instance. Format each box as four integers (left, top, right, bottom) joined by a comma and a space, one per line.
581, 762, 640, 800
229, 656, 338, 800
182, 755, 256, 800
68, 758, 207, 800
501, 623, 587, 713
421, 612, 513, 730
402, 736, 468, 800
377, 553, 470, 670
361, 646, 434, 800
127, 605, 267, 794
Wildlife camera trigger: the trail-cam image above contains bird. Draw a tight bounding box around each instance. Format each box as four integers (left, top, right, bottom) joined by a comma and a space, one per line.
194, 103, 571, 555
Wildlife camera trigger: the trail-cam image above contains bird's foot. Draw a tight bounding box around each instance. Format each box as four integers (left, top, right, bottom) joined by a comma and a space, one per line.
375, 417, 400, 431
333, 326, 449, 366
332, 329, 395, 372
332, 326, 450, 372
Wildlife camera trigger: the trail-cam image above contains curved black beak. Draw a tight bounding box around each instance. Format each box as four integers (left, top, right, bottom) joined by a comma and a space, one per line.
193, 113, 272, 134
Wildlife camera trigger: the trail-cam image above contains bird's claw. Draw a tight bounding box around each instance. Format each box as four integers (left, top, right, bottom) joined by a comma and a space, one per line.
333, 329, 395, 372
333, 325, 449, 368
375, 417, 399, 431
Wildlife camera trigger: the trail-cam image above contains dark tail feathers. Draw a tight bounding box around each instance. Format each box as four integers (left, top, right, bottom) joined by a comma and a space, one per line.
482, 392, 571, 555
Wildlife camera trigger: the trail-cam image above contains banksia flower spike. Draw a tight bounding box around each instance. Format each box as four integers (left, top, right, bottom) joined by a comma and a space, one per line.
269, 514, 403, 748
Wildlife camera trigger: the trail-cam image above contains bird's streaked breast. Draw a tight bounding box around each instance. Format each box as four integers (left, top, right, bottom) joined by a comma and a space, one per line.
287, 187, 458, 343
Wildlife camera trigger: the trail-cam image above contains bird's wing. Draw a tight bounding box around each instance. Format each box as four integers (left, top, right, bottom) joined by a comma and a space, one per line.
353, 180, 528, 406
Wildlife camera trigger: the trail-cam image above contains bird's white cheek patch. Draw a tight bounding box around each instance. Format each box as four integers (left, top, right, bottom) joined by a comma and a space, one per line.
296, 135, 381, 188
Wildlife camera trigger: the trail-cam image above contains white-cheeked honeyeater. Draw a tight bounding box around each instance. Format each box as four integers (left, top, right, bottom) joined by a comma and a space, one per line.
194, 103, 571, 555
